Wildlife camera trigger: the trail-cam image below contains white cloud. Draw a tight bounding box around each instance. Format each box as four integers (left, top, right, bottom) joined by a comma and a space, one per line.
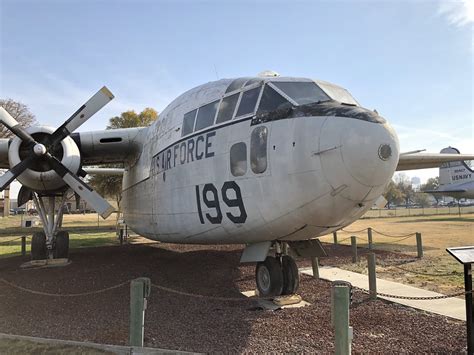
437, 0, 474, 27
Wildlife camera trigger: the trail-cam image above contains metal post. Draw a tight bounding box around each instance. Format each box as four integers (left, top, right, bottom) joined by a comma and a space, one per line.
129, 277, 151, 347
367, 253, 377, 300
333, 284, 351, 355
367, 228, 373, 250
416, 232, 423, 258
351, 236, 357, 263
21, 236, 26, 256
2, 187, 10, 218
119, 228, 124, 246
311, 257, 320, 280
465, 264, 473, 355
333, 231, 338, 244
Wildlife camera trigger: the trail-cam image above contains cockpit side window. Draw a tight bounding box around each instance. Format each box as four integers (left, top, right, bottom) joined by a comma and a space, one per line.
216, 93, 239, 124
272, 82, 330, 105
195, 100, 219, 131
257, 85, 291, 115
182, 109, 197, 137
235, 87, 260, 117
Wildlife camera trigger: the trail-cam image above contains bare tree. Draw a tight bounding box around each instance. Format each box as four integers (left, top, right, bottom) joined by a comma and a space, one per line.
0, 99, 36, 138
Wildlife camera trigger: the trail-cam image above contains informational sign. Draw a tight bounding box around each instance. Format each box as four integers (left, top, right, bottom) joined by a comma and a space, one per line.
447, 246, 474, 355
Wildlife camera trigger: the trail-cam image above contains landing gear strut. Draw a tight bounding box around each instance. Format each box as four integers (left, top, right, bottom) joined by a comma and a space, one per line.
30, 190, 70, 260
255, 243, 300, 297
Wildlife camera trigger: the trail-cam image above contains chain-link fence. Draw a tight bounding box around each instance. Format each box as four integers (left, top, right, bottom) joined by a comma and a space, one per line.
362, 205, 474, 218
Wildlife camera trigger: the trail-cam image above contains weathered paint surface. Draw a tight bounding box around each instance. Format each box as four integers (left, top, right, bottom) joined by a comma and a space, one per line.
121, 76, 399, 244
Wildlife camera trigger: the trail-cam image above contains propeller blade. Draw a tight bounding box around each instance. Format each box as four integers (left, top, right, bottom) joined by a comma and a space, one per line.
0, 107, 36, 145
50, 86, 114, 144
0, 156, 35, 191
46, 155, 115, 219
17, 186, 33, 207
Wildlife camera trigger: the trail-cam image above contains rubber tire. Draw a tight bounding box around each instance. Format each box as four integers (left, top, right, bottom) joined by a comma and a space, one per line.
31, 232, 47, 260
256, 256, 284, 297
281, 255, 300, 295
54, 231, 69, 259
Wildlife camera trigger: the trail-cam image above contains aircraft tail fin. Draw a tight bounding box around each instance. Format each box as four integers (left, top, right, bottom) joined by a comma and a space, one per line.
439, 147, 474, 186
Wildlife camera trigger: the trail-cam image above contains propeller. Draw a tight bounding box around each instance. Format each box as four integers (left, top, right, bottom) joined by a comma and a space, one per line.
0, 87, 116, 219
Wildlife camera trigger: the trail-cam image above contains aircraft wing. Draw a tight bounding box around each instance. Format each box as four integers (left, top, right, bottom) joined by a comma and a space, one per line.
0, 127, 147, 169
424, 189, 466, 194
396, 152, 474, 171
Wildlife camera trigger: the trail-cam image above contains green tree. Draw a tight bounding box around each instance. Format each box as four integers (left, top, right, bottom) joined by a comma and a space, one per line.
0, 99, 36, 138
383, 180, 404, 208
413, 192, 431, 207
421, 177, 440, 204
394, 173, 414, 207
89, 108, 158, 220
107, 108, 158, 129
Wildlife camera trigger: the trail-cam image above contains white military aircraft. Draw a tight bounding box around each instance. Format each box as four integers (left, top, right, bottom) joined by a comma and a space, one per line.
1, 71, 473, 296
424, 147, 474, 199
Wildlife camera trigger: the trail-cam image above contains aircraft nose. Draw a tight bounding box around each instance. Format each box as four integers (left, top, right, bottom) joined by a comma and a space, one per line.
318, 117, 399, 202
341, 120, 399, 187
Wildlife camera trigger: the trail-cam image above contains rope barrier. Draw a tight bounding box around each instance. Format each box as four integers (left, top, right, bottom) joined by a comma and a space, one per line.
371, 229, 417, 238
335, 236, 353, 243
374, 235, 415, 244
0, 237, 27, 245
378, 263, 461, 277
151, 283, 264, 302
340, 228, 368, 234
0, 278, 129, 297
355, 286, 472, 300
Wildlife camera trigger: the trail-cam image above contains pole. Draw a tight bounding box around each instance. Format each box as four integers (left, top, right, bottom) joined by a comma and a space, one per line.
21, 236, 26, 256
311, 257, 320, 280
367, 253, 377, 300
119, 228, 124, 246
333, 232, 338, 244
2, 187, 9, 217
367, 228, 373, 250
465, 264, 473, 355
416, 233, 423, 258
129, 277, 151, 347
351, 236, 357, 263
333, 284, 351, 355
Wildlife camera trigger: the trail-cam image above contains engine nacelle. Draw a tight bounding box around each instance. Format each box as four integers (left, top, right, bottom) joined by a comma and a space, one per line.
9, 126, 81, 193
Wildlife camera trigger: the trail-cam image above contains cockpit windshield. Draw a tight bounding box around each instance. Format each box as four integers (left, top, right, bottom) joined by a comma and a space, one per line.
315, 80, 359, 106
272, 81, 330, 105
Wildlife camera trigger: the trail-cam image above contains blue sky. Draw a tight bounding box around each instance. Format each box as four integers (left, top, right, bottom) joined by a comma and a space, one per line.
0, 0, 472, 185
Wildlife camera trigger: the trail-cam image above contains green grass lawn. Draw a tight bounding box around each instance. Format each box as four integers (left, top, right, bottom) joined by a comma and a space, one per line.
0, 213, 120, 258
0, 231, 119, 258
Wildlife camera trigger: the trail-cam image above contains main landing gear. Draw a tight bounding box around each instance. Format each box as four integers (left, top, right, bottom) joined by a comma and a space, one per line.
255, 243, 300, 297
30, 191, 70, 260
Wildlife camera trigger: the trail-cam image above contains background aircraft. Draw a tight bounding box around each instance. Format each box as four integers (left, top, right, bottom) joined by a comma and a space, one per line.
1, 73, 473, 296
424, 147, 474, 199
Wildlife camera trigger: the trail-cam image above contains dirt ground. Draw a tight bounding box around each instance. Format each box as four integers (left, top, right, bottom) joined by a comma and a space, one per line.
0, 243, 467, 353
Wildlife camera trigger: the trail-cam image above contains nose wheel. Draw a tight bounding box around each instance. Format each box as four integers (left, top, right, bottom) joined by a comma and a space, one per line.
255, 254, 300, 297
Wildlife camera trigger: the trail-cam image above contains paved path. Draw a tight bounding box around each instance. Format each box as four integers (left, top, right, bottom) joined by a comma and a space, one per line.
300, 266, 466, 321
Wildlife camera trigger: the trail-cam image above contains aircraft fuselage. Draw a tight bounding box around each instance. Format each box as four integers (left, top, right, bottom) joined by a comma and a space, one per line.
121, 76, 400, 244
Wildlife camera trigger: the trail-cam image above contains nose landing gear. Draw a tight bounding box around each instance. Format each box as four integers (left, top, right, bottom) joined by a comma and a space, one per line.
255, 243, 300, 297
